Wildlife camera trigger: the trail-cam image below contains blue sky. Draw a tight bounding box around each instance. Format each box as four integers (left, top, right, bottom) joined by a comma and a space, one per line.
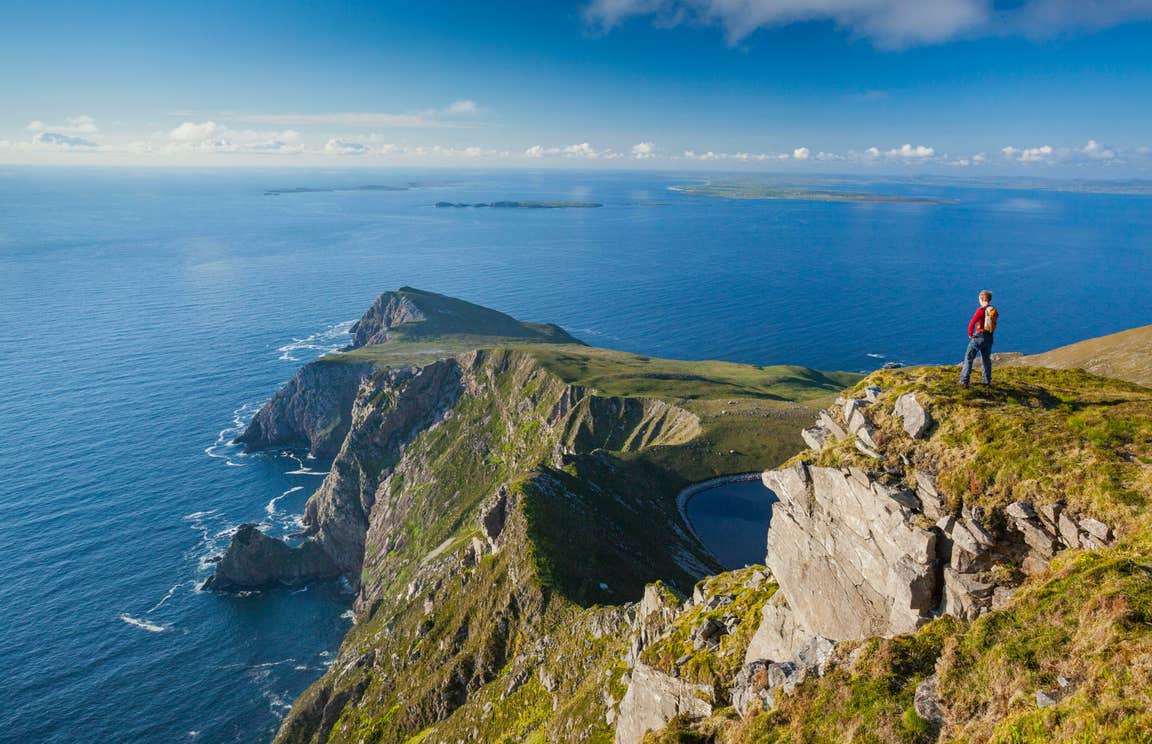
2, 0, 1151, 173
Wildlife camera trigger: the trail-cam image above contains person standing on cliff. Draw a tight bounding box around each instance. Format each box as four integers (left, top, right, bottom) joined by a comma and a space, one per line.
960, 289, 998, 387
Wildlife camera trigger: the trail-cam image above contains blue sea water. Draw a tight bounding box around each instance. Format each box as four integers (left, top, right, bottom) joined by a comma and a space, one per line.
1, 167, 1150, 743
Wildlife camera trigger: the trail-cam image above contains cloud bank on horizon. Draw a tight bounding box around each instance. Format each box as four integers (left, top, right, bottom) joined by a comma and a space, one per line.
6, 109, 1142, 173
1, 1, 1150, 173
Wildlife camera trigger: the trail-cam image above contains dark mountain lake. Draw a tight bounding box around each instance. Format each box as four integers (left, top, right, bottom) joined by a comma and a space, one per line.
683, 478, 777, 569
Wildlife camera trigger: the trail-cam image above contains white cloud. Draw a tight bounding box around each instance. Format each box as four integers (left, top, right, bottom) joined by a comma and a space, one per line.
631, 141, 656, 159
681, 149, 789, 161
444, 99, 479, 115
227, 102, 483, 130
792, 146, 810, 160
886, 143, 935, 159
26, 115, 98, 135
1002, 144, 1055, 163
583, 0, 1152, 47
526, 142, 621, 159
32, 132, 99, 149
324, 139, 369, 155
1079, 139, 1116, 160
169, 121, 219, 142
585, 0, 988, 46
1001, 139, 1123, 165
164, 121, 304, 154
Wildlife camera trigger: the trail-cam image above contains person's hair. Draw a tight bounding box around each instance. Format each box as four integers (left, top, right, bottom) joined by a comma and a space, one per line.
979, 290, 992, 302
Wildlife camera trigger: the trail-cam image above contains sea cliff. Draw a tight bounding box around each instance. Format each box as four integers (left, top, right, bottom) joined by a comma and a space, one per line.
210, 290, 1152, 743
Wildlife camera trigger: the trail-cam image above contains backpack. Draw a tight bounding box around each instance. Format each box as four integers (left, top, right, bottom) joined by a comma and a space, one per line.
983, 306, 998, 333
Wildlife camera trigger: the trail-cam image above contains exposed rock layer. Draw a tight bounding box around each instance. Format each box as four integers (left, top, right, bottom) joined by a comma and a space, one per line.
234, 360, 376, 458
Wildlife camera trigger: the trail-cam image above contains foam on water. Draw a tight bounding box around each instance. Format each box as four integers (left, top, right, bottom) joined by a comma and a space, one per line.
204, 402, 261, 467
266, 486, 305, 516
147, 581, 192, 613
120, 615, 168, 633
277, 320, 356, 362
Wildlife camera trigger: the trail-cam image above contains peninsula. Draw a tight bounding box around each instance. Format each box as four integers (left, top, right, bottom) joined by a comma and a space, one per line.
209, 289, 1152, 743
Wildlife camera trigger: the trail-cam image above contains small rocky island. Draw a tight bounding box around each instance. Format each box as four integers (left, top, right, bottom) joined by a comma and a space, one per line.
210, 289, 1152, 743
670, 181, 957, 204
434, 200, 602, 208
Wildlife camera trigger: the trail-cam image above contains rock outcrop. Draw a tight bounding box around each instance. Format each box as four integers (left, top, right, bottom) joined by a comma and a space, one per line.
348, 291, 428, 347
202, 524, 341, 591
764, 383, 1118, 642
615, 663, 714, 744
764, 461, 937, 639
234, 359, 376, 458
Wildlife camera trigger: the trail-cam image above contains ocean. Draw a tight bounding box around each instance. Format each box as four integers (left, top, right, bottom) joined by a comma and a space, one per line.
1, 167, 1149, 742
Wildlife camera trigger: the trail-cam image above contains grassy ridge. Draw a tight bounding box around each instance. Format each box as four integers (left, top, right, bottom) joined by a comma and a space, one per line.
1006, 324, 1152, 388
656, 363, 1152, 743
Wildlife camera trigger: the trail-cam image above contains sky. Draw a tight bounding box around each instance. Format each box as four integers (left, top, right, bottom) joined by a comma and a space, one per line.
2, 0, 1151, 174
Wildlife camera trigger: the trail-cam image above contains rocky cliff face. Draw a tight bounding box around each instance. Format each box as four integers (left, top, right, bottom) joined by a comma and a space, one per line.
610, 365, 1147, 743
262, 347, 722, 743
234, 359, 376, 458
348, 291, 427, 347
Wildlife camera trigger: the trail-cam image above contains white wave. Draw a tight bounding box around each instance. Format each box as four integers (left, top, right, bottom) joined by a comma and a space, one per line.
290, 586, 309, 595
205, 401, 262, 467
266, 486, 305, 516
866, 353, 886, 359
182, 510, 219, 521
252, 658, 296, 669
286, 469, 329, 476
265, 689, 292, 719
340, 610, 355, 621
146, 581, 190, 613
277, 319, 356, 362
120, 614, 167, 633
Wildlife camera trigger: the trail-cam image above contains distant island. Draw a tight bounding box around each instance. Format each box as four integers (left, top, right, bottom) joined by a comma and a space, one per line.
435, 200, 602, 209
266, 185, 412, 195
670, 182, 957, 204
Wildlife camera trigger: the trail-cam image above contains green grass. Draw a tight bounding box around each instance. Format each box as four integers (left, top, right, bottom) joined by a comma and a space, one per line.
521, 345, 861, 402
811, 365, 1152, 534
639, 568, 778, 694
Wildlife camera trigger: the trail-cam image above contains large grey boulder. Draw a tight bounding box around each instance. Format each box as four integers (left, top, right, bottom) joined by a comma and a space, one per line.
914, 470, 947, 520
894, 393, 933, 439
614, 663, 714, 744
734, 635, 834, 717
817, 411, 847, 441
763, 462, 938, 640
744, 592, 815, 665
801, 426, 828, 451
942, 567, 995, 621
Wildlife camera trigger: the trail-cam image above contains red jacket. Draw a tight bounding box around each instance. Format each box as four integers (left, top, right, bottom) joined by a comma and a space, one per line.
968, 306, 991, 337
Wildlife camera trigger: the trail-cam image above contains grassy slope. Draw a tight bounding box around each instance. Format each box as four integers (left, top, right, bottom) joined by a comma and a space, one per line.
372, 287, 580, 344
1005, 324, 1152, 388
653, 364, 1152, 743
278, 341, 860, 744
523, 344, 861, 481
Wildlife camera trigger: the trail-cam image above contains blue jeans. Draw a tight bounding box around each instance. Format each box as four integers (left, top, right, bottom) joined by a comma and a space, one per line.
961, 333, 993, 384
